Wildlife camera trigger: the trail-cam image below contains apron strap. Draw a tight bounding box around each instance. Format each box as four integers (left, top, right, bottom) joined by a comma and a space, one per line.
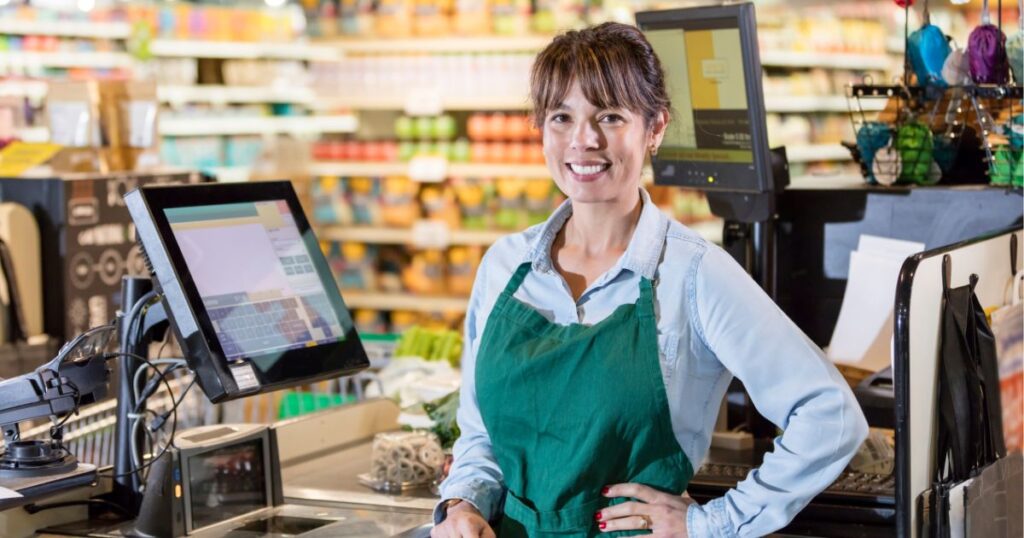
501, 262, 534, 298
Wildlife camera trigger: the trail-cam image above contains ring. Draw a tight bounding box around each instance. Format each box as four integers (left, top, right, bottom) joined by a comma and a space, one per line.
638, 515, 652, 530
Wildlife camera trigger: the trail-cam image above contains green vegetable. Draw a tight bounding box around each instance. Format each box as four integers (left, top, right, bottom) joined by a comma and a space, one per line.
423, 390, 461, 449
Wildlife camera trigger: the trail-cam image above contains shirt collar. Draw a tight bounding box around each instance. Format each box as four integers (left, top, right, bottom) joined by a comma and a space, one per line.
525, 188, 669, 280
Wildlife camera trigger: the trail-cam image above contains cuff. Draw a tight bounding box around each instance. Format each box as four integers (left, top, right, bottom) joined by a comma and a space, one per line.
686, 497, 736, 538
433, 480, 504, 524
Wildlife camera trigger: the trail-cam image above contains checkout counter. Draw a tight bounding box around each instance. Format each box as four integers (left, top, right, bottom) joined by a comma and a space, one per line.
0, 181, 1015, 538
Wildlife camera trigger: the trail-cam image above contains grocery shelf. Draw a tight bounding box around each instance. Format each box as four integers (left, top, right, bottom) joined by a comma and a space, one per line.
785, 144, 853, 163
159, 114, 357, 137
760, 50, 893, 71
764, 95, 886, 113
14, 126, 49, 143
309, 161, 551, 179
159, 85, 316, 105
0, 51, 133, 69
0, 80, 48, 100
314, 94, 531, 112
326, 35, 552, 54
318, 224, 507, 246
340, 291, 469, 313
0, 19, 132, 39
148, 39, 339, 61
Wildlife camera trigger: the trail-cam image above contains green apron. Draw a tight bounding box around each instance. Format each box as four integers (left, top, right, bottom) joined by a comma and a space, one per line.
476, 262, 694, 537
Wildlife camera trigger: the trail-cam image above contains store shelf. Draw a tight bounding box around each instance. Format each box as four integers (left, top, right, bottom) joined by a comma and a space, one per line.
319, 224, 507, 246
0, 80, 48, 100
315, 94, 531, 112
340, 291, 468, 313
309, 161, 551, 179
0, 51, 133, 69
148, 39, 339, 61
764, 95, 886, 113
0, 19, 132, 39
159, 85, 316, 105
14, 126, 49, 143
760, 50, 893, 71
159, 114, 357, 137
326, 36, 552, 54
785, 144, 853, 163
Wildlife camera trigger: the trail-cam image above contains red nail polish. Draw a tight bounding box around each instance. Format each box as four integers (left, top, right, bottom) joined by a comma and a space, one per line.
599, 522, 607, 530
601, 486, 610, 494
594, 512, 602, 521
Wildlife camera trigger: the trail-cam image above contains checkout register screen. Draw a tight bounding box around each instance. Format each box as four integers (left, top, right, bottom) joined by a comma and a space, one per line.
165, 201, 346, 360
188, 439, 267, 530
645, 19, 753, 164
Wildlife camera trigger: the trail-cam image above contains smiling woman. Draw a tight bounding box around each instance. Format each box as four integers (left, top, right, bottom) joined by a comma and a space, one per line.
430, 22, 867, 538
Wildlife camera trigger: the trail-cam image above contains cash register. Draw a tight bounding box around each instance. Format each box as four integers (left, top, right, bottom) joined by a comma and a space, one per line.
636, 4, 1023, 537
1, 181, 431, 537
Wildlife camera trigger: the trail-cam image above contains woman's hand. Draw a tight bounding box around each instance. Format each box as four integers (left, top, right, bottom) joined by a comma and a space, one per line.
430, 500, 495, 538
596, 483, 695, 536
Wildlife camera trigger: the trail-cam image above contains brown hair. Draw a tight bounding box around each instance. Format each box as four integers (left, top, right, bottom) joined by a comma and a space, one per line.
529, 22, 670, 130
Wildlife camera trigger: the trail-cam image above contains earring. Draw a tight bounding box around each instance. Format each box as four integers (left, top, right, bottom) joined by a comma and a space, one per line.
650, 145, 658, 157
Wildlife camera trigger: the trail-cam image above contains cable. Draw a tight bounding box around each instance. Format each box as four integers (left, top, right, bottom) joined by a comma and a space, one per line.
97, 351, 181, 482
24, 499, 132, 518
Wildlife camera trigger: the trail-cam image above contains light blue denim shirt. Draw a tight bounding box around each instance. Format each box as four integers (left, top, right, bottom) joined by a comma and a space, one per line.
436, 188, 869, 537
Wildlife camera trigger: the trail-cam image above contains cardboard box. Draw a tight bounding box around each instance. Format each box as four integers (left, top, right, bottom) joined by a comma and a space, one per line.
0, 169, 204, 340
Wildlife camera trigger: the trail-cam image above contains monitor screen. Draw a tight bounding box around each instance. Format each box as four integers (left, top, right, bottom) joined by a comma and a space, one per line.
125, 181, 370, 402
165, 201, 346, 361
188, 438, 268, 530
637, 3, 774, 193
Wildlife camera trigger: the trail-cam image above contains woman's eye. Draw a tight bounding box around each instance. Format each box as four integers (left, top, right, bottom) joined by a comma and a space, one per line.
549, 113, 570, 124
601, 114, 624, 123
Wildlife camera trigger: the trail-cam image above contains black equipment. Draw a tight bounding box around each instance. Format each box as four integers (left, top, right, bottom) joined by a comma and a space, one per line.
124, 181, 370, 404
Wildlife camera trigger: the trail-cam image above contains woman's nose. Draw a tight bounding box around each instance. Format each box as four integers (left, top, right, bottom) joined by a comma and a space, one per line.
570, 120, 601, 151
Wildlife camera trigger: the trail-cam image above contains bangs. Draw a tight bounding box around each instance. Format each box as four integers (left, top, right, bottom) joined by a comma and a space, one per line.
530, 33, 658, 127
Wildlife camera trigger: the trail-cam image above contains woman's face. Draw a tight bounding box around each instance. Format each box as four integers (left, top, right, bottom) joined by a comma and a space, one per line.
542, 82, 668, 205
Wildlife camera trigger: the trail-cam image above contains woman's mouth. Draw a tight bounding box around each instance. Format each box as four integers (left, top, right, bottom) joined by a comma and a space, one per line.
566, 162, 611, 181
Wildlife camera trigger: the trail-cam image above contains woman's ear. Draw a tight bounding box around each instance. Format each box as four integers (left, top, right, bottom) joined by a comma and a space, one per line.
648, 109, 670, 151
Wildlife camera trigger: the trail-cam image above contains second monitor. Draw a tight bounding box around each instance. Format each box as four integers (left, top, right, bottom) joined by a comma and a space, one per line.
637, 2, 775, 194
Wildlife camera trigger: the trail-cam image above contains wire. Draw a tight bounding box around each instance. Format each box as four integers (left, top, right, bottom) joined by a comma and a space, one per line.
97, 351, 183, 482
24, 499, 132, 518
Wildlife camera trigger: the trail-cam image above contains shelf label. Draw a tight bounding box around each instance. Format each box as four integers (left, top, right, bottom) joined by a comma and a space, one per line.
404, 89, 443, 116
407, 156, 448, 182
411, 219, 451, 249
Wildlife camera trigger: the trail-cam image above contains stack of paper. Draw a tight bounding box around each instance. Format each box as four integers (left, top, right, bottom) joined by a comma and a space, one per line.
827, 235, 925, 372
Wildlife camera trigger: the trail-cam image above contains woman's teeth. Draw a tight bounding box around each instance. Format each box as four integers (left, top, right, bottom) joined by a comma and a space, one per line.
568, 163, 609, 175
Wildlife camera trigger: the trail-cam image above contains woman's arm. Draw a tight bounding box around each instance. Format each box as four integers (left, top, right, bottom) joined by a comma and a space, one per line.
433, 255, 506, 524
686, 246, 869, 538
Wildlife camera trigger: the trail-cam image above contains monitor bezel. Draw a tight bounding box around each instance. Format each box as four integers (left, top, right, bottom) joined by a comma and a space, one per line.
129, 181, 370, 402
636, 2, 775, 194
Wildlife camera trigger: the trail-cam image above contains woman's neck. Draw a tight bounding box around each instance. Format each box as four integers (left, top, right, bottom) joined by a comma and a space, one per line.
562, 190, 643, 257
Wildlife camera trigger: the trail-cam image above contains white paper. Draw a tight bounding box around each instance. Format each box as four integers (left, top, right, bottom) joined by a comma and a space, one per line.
828, 235, 925, 371
0, 485, 23, 500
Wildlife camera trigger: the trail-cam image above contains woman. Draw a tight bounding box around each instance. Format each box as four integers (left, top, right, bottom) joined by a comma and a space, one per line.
431, 22, 868, 537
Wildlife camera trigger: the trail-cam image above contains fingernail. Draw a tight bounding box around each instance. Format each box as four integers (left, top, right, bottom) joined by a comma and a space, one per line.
594, 511, 602, 521
601, 486, 610, 495
599, 522, 607, 530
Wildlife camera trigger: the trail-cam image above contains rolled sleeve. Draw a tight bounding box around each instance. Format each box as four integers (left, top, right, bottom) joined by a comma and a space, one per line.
689, 246, 869, 537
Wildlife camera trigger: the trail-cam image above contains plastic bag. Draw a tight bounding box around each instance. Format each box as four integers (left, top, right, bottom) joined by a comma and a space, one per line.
895, 121, 934, 184
856, 122, 892, 184
908, 24, 951, 87
967, 1, 1011, 84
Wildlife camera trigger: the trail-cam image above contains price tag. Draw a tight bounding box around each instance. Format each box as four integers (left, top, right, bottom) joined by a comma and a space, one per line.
403, 88, 443, 117
407, 156, 448, 183
0, 142, 63, 177
411, 219, 451, 249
